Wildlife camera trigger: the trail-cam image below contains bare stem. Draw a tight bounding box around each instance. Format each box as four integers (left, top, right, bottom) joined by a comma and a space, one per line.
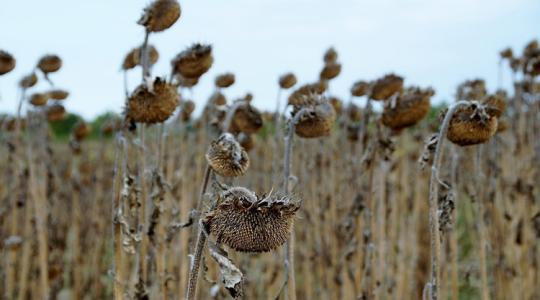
427, 100, 470, 300
185, 165, 213, 300
141, 31, 151, 81
112, 135, 126, 300
282, 109, 308, 300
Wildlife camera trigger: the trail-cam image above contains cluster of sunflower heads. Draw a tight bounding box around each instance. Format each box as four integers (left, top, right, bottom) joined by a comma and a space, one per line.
1, 116, 26, 132
203, 184, 300, 253
206, 133, 250, 177
17, 54, 70, 121
500, 39, 540, 77
456, 79, 486, 101
381, 87, 434, 131
126, 77, 179, 124
291, 93, 336, 138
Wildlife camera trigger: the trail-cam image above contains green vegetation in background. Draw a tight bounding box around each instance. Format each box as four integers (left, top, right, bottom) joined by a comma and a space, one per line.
49, 111, 120, 140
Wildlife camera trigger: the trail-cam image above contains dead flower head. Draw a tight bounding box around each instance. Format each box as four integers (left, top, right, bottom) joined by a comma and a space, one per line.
215, 73, 235, 88
37, 54, 62, 74
126, 77, 179, 124
138, 0, 181, 32
171, 43, 213, 79
230, 102, 263, 134
46, 104, 66, 122
320, 62, 341, 81
279, 72, 297, 89
19, 73, 38, 88
381, 87, 434, 130
122, 45, 159, 70
292, 93, 336, 138
0, 50, 16, 75
370, 74, 404, 101
206, 133, 250, 177
29, 93, 49, 107
47, 89, 69, 101
204, 185, 300, 253
350, 80, 370, 97
446, 101, 498, 146
288, 82, 327, 106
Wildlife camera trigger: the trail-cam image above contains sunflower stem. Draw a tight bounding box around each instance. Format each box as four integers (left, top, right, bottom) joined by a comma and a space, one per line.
426, 100, 470, 300
282, 108, 308, 300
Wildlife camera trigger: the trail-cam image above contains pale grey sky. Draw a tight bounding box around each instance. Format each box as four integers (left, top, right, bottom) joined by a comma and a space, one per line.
1, 0, 539, 119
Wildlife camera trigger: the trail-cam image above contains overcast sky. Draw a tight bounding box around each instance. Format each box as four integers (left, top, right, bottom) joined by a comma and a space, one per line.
1, 0, 539, 119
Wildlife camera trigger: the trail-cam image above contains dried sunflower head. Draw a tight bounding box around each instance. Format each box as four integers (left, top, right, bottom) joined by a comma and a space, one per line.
126, 77, 179, 124
230, 102, 263, 134
288, 82, 327, 106
46, 104, 66, 122
481, 94, 506, 118
72, 121, 91, 141
206, 133, 250, 177
279, 72, 297, 89
350, 80, 370, 97
101, 119, 121, 135
171, 43, 213, 79
19, 73, 38, 88
370, 74, 404, 101
0, 50, 16, 75
237, 132, 255, 152
209, 91, 227, 106
510, 58, 522, 73
204, 185, 300, 253
29, 93, 49, 106
47, 89, 69, 100
523, 39, 538, 58
523, 50, 540, 77
456, 79, 486, 100
323, 47, 338, 64
328, 96, 342, 115
3, 117, 26, 132
122, 45, 159, 70
381, 87, 433, 130
37, 54, 62, 74
243, 92, 253, 102
446, 102, 498, 146
292, 94, 336, 138
215, 73, 235, 88
138, 0, 181, 32
180, 100, 195, 121
320, 62, 341, 80
175, 75, 199, 88
347, 103, 362, 122
499, 47, 513, 60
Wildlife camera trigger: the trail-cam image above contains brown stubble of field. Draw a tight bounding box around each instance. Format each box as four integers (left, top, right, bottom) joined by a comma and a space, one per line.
1, 1, 540, 299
